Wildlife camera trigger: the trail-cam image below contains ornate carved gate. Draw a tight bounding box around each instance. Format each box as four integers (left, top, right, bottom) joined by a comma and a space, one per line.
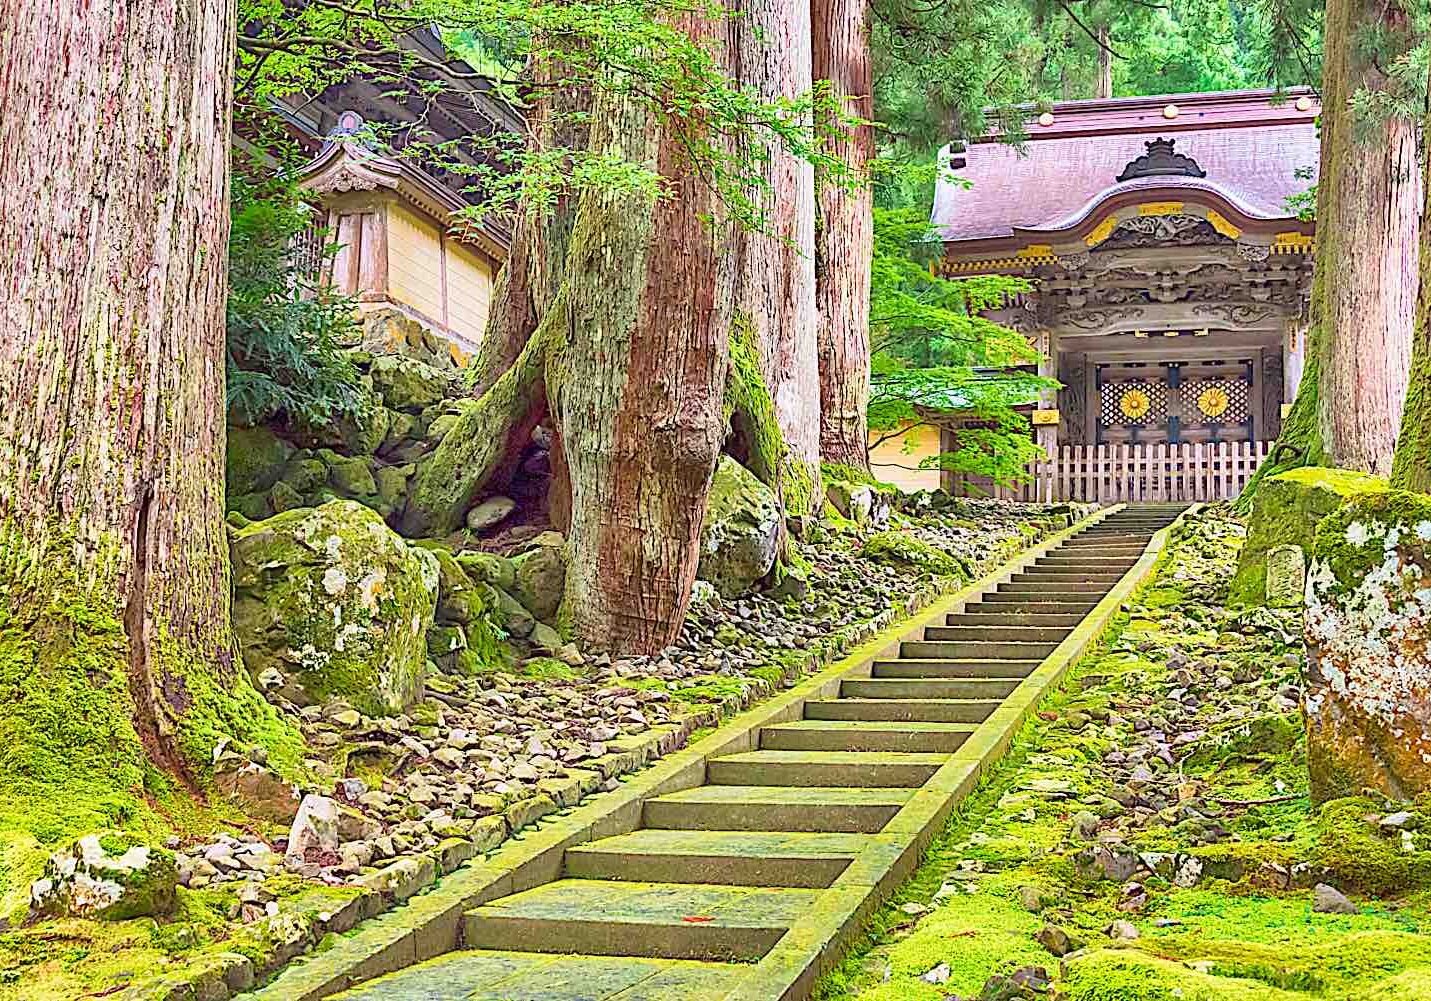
1096, 359, 1256, 446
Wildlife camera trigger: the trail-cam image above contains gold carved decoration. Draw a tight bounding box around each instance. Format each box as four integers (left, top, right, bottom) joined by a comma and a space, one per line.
1119, 388, 1152, 420
1273, 231, 1315, 253
1017, 243, 1055, 258
1197, 386, 1231, 419
1032, 409, 1061, 426
1137, 201, 1185, 216
1084, 214, 1120, 248
1205, 210, 1242, 240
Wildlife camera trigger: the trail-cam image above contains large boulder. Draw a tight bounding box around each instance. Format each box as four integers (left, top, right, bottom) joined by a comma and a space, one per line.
369, 355, 451, 412
30, 834, 178, 921
1230, 467, 1386, 606
227, 425, 293, 498
511, 532, 568, 621
1304, 491, 1431, 802
699, 456, 781, 598
230, 500, 439, 715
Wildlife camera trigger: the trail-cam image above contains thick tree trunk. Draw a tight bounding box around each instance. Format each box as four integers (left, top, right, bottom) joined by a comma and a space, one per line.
729, 1, 822, 513
1314, 0, 1419, 476
546, 32, 734, 653
0, 0, 284, 790
1391, 81, 1431, 493
812, 0, 873, 472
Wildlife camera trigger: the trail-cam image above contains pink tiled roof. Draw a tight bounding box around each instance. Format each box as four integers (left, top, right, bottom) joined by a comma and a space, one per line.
933, 90, 1320, 244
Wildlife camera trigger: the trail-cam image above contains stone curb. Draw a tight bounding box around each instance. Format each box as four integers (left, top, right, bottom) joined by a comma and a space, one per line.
224, 505, 1104, 1001
720, 503, 1195, 1001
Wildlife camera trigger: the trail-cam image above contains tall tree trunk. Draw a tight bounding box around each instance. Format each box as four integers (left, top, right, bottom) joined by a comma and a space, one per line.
813, 0, 874, 472
546, 30, 734, 653
1314, 0, 1419, 476
1391, 73, 1431, 493
729, 1, 822, 515
0, 0, 288, 796
1095, 24, 1113, 98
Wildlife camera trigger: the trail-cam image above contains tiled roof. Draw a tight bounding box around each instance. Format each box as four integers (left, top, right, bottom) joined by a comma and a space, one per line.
933, 90, 1320, 244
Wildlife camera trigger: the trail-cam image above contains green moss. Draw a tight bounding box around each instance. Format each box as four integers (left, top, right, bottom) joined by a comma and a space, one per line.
1229, 466, 1386, 605
225, 425, 292, 499
861, 531, 967, 578
517, 657, 581, 681
1311, 489, 1431, 585
726, 314, 786, 489
820, 462, 898, 495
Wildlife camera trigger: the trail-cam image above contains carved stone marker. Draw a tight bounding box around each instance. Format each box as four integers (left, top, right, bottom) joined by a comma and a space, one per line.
1265, 544, 1306, 607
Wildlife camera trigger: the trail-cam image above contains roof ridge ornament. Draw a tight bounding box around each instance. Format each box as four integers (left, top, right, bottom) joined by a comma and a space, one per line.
1116, 137, 1207, 182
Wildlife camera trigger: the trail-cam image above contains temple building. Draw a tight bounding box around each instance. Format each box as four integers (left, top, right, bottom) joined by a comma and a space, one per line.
927, 88, 1318, 501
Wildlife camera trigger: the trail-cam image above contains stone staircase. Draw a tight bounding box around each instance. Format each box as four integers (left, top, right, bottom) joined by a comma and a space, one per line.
332, 505, 1185, 1001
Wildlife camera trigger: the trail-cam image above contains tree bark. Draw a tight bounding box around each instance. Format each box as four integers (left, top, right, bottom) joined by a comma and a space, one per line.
729, 1, 823, 512
1095, 24, 1113, 99
1314, 0, 1419, 476
812, 0, 873, 472
1391, 70, 1431, 493
0, 0, 280, 787
546, 25, 735, 653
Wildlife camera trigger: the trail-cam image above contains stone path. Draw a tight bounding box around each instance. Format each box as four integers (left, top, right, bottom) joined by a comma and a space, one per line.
330, 506, 1185, 1001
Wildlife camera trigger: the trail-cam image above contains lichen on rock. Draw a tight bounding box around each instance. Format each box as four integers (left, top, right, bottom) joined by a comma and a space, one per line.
30, 833, 178, 921
230, 500, 439, 716
698, 456, 782, 598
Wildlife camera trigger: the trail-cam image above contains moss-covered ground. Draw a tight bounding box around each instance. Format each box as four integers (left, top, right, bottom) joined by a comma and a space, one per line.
817, 508, 1431, 1001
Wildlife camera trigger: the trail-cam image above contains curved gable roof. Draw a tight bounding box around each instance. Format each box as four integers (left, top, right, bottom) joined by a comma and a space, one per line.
933, 89, 1319, 246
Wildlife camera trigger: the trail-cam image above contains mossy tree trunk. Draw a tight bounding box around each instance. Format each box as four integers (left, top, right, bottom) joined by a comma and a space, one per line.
729, 0, 823, 517
1311, 0, 1419, 476
1391, 73, 1431, 494
812, 0, 873, 472
0, 0, 288, 789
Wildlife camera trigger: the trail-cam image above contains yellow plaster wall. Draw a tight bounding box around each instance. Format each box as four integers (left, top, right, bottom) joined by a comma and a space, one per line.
446, 241, 494, 345
387, 203, 444, 325
869, 422, 943, 492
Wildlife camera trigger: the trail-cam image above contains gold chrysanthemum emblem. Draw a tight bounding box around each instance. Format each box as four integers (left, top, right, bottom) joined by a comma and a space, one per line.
1197, 385, 1230, 419
1119, 387, 1151, 420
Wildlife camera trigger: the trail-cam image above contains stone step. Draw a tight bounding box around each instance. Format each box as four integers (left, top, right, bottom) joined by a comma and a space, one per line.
1013, 572, 1126, 585
803, 697, 1000, 723
995, 580, 1107, 596
900, 639, 1059, 660
461, 879, 819, 962
966, 597, 1100, 613
643, 785, 912, 833
870, 658, 1040, 679
706, 750, 946, 788
564, 829, 863, 888
947, 610, 1086, 627
330, 949, 745, 1001
760, 719, 977, 753
1026, 561, 1135, 573
920, 624, 1070, 642
840, 677, 1023, 700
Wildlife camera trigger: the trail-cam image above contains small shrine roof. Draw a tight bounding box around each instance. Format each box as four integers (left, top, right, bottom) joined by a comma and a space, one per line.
933, 89, 1320, 246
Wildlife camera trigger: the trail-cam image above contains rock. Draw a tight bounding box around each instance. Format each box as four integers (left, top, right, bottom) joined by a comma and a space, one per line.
269, 479, 305, 514
326, 454, 378, 497
1035, 924, 1082, 956
899, 901, 929, 916
1018, 885, 1049, 912
919, 962, 951, 985
230, 500, 439, 715
1304, 491, 1431, 800
979, 965, 1051, 1001
1264, 544, 1306, 608
1069, 810, 1100, 840
1229, 466, 1385, 606
215, 762, 300, 823
457, 551, 517, 591
287, 795, 341, 858
369, 354, 451, 411
227, 425, 294, 497
826, 479, 873, 524
860, 531, 967, 577
467, 496, 517, 532
374, 465, 409, 511
490, 586, 536, 639
530, 622, 564, 653
511, 532, 568, 621
1380, 810, 1416, 831
698, 456, 781, 598
1107, 919, 1140, 940
1313, 882, 1358, 914
30, 834, 178, 921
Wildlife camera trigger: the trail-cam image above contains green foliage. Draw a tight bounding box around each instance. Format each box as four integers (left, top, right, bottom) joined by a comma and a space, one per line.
225, 175, 368, 432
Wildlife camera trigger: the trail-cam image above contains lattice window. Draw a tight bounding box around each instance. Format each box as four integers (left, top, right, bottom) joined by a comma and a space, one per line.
1100, 379, 1167, 427
1179, 378, 1249, 424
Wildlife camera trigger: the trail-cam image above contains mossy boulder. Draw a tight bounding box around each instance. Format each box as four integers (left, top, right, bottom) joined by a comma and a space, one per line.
1230, 466, 1386, 606
457, 551, 517, 591
861, 530, 969, 578
369, 354, 450, 412
1304, 491, 1431, 802
324, 452, 378, 498
30, 833, 178, 921
230, 500, 439, 716
698, 456, 781, 598
510, 532, 569, 621
227, 425, 293, 497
